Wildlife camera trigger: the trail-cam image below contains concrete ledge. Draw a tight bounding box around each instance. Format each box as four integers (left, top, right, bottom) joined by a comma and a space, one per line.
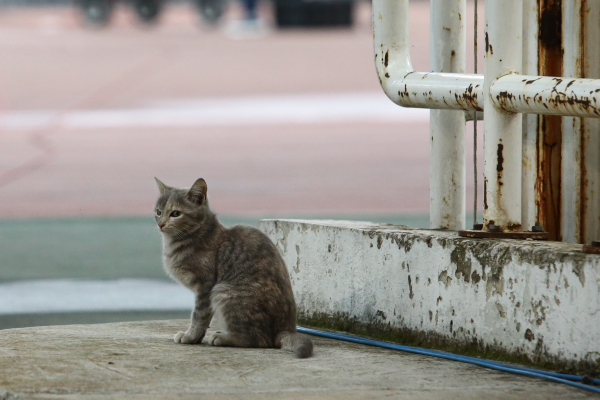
260, 219, 600, 374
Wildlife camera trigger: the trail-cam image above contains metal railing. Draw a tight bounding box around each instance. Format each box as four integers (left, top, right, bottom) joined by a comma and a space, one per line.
374, 0, 600, 243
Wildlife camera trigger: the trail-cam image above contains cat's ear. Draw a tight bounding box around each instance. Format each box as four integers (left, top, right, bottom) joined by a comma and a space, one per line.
154, 177, 172, 195
187, 178, 207, 205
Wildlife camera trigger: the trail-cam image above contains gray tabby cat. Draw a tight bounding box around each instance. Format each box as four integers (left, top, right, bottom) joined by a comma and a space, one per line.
154, 177, 313, 358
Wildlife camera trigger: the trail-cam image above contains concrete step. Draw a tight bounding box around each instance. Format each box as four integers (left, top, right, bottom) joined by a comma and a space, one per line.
260, 219, 600, 375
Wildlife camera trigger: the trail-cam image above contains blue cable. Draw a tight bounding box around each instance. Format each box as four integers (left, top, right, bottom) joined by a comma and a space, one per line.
297, 326, 600, 395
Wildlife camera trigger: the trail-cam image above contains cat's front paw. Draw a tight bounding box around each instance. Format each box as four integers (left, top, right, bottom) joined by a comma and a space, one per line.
174, 331, 201, 344
205, 330, 225, 346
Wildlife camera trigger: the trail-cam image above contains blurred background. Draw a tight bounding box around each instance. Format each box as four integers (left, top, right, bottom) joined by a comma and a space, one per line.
0, 0, 484, 329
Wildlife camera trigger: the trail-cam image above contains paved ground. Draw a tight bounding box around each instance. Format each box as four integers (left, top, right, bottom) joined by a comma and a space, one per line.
1, 320, 597, 399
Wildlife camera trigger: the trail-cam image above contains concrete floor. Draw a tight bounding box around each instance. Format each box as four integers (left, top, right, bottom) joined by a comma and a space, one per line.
0, 320, 597, 399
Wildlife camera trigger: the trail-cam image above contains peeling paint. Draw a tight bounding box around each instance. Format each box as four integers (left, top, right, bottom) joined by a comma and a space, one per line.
438, 270, 452, 288
496, 303, 507, 318
451, 246, 471, 283
525, 328, 535, 341
294, 245, 301, 273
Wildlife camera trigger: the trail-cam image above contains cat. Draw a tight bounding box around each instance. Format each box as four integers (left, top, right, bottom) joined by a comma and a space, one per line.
154, 177, 313, 358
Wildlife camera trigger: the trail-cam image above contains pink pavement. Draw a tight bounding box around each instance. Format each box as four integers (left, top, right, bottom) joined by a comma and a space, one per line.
0, 2, 484, 219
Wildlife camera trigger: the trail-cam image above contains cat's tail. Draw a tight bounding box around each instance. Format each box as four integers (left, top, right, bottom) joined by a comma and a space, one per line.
276, 331, 313, 358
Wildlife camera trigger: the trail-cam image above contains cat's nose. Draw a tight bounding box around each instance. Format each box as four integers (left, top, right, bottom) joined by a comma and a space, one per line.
158, 222, 166, 230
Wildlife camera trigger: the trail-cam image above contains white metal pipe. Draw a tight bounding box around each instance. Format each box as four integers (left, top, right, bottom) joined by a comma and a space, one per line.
373, 0, 484, 112
561, 0, 583, 243
521, 0, 539, 233
374, 0, 600, 237
373, 0, 600, 119
429, 0, 466, 230
490, 74, 600, 118
582, 0, 600, 244
483, 0, 523, 231
583, 119, 600, 243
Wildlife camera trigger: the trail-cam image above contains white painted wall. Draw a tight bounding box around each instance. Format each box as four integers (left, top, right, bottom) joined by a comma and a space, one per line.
261, 219, 600, 365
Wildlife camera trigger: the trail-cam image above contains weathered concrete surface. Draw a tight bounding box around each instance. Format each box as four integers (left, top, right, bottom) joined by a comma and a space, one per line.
260, 219, 600, 373
0, 320, 596, 399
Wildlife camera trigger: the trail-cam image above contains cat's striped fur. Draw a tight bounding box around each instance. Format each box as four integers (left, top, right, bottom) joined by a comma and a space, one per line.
154, 177, 313, 358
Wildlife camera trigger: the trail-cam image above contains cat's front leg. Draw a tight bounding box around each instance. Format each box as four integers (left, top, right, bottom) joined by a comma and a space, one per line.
175, 290, 212, 344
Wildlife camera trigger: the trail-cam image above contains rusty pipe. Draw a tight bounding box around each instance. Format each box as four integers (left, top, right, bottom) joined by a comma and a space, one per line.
482, 0, 523, 232
491, 75, 600, 118
373, 0, 484, 112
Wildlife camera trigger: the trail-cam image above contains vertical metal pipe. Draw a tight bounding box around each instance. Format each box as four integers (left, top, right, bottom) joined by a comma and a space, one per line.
561, 0, 583, 243
473, 0, 479, 226
521, 0, 539, 232
373, 0, 412, 80
537, 0, 563, 241
582, 0, 600, 243
429, 0, 467, 230
483, 0, 524, 231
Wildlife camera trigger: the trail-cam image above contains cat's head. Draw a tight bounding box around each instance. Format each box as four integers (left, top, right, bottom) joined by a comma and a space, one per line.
153, 177, 211, 239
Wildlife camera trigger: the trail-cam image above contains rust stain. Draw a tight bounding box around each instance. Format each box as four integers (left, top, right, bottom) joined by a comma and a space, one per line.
495, 91, 515, 109
537, 0, 563, 241
496, 143, 504, 173
565, 80, 575, 90
506, 223, 523, 232
484, 32, 491, 54
525, 77, 542, 85
453, 83, 483, 111
484, 178, 488, 210
398, 84, 410, 99
540, 116, 562, 241
539, 0, 562, 50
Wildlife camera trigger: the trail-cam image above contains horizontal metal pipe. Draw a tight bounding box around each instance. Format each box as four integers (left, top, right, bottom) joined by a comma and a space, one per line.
491, 74, 600, 117
374, 0, 484, 112
374, 0, 600, 119
383, 70, 600, 118
396, 72, 484, 111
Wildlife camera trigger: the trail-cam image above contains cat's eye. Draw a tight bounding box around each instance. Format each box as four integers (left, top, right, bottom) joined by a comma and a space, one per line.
170, 210, 181, 217
156, 209, 162, 216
